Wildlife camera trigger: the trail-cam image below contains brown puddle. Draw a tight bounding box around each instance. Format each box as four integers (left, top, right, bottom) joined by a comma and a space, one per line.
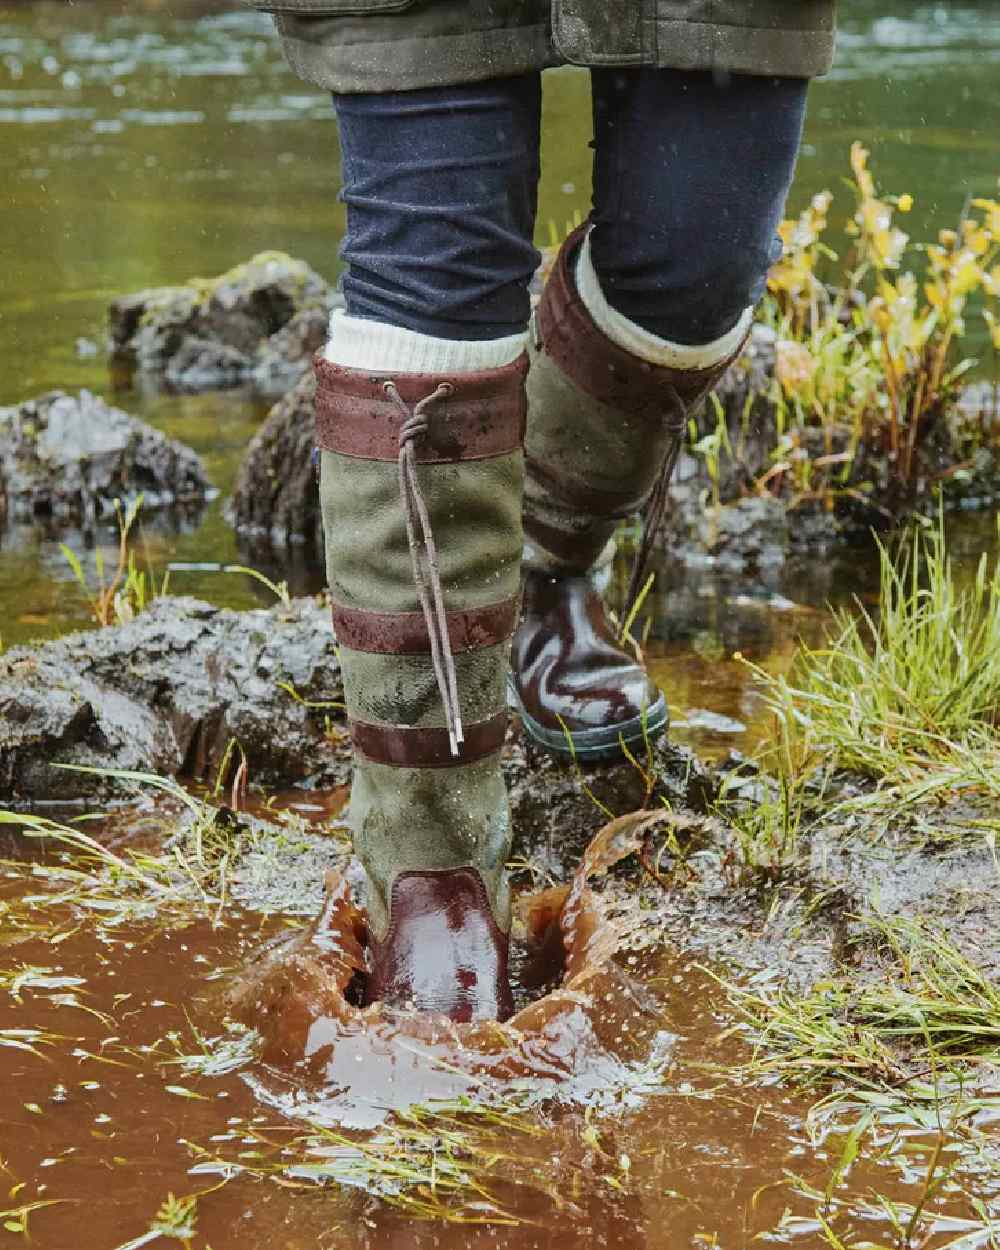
2, 803, 998, 1249
228, 812, 676, 1128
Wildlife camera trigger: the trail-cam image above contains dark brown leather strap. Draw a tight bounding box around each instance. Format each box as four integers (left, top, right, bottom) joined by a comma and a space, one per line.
536, 224, 739, 420
331, 596, 519, 654
525, 453, 643, 519
523, 512, 613, 569
351, 712, 508, 768
314, 355, 527, 462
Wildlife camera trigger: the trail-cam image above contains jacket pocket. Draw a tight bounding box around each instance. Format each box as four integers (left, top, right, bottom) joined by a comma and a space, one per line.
252, 0, 418, 13
552, 0, 645, 65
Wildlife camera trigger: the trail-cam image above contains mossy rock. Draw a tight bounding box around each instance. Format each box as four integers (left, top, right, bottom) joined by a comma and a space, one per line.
108, 251, 332, 397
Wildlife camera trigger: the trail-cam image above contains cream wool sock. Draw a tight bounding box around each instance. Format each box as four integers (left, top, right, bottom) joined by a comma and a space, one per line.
574, 229, 753, 371
324, 309, 526, 373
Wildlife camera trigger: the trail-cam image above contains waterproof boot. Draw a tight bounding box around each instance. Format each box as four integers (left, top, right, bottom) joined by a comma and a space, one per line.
510, 225, 749, 761
315, 351, 528, 1022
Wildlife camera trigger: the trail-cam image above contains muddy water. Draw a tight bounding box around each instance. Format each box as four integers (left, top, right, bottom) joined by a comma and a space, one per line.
3, 806, 997, 1250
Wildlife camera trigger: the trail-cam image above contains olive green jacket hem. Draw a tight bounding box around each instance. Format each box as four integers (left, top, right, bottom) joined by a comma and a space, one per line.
260, 2, 836, 94
276, 17, 556, 93
570, 18, 835, 78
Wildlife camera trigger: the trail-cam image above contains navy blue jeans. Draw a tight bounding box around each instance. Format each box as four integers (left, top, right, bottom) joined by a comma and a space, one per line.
333, 69, 807, 346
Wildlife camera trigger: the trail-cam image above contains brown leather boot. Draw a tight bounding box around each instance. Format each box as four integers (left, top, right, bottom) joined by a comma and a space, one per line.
511, 225, 747, 761
315, 353, 527, 1021
509, 565, 667, 761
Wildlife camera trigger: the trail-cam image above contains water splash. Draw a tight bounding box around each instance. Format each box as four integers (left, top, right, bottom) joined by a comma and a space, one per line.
230, 812, 677, 1128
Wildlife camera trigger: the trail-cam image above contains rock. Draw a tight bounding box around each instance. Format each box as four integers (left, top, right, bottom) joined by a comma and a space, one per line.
694, 496, 789, 566
227, 371, 322, 552
108, 252, 332, 397
0, 596, 348, 801
251, 306, 329, 396
0, 389, 209, 525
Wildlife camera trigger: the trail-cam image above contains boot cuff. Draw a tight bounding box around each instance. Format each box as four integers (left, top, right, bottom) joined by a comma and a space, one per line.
574, 229, 753, 371
536, 224, 747, 420
314, 353, 528, 463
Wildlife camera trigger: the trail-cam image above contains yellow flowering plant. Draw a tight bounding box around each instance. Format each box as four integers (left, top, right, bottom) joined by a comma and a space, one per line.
762, 144, 999, 510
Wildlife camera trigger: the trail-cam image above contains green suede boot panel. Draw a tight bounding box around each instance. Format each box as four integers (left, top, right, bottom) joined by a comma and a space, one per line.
319, 388, 524, 937
351, 756, 512, 937
340, 643, 510, 729
523, 341, 676, 568
320, 450, 523, 613
526, 341, 671, 501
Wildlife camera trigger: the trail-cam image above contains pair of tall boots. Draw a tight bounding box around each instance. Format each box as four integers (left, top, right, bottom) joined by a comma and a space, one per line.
316, 227, 748, 1022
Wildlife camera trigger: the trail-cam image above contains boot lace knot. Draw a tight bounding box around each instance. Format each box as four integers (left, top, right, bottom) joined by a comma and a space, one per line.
383, 379, 464, 757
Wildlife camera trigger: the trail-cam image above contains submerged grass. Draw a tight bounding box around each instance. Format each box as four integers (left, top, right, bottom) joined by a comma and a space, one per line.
0, 766, 348, 938
718, 910, 1000, 1247
756, 514, 1000, 813
187, 1094, 570, 1227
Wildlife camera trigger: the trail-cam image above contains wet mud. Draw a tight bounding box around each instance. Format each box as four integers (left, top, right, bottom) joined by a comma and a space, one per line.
0, 595, 349, 801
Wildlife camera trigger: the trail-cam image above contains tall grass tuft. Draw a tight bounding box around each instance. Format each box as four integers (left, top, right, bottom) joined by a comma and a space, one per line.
758, 514, 1000, 808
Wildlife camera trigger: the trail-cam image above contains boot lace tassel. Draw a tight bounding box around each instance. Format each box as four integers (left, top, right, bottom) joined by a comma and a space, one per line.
383, 379, 464, 758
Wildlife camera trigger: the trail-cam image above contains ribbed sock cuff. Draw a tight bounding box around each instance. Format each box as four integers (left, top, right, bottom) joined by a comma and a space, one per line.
574, 230, 753, 371
323, 310, 526, 373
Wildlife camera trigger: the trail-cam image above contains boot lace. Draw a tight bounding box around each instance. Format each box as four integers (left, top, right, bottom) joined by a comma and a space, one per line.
383, 379, 463, 758
622, 383, 688, 624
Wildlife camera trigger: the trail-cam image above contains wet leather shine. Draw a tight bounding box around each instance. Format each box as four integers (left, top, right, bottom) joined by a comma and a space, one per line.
364, 868, 515, 1023
511, 568, 661, 734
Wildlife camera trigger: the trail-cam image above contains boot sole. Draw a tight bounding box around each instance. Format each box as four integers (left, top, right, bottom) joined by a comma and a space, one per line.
507, 678, 669, 763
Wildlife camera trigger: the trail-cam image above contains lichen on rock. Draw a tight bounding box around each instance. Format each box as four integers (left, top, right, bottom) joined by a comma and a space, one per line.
108, 251, 332, 397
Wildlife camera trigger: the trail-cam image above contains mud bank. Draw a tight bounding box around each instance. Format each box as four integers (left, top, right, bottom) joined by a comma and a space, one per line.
507, 742, 1000, 995
0, 595, 348, 800
0, 587, 711, 808
4, 592, 994, 1003
0, 389, 209, 526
